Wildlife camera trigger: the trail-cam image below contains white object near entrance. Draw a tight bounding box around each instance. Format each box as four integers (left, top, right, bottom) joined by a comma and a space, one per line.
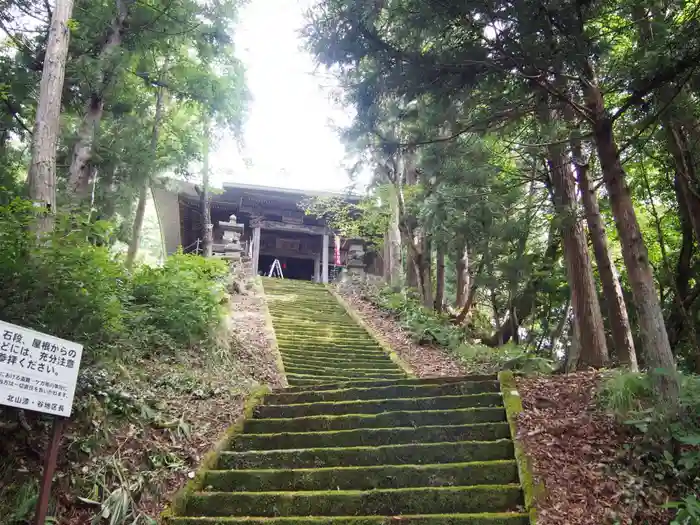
0, 320, 83, 417
268, 258, 284, 278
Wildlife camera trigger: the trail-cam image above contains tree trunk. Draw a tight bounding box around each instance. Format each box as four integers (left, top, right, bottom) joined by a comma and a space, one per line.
27, 0, 74, 234
572, 144, 638, 370
582, 74, 679, 406
201, 119, 213, 257
387, 183, 402, 287
456, 245, 469, 308
456, 256, 483, 324
537, 91, 609, 368
435, 245, 445, 312
126, 86, 164, 269
67, 0, 129, 198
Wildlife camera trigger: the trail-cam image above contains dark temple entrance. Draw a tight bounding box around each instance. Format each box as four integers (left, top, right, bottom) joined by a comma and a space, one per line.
259, 255, 315, 281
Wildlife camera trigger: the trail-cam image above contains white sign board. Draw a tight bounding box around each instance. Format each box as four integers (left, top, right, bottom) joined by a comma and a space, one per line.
0, 320, 83, 417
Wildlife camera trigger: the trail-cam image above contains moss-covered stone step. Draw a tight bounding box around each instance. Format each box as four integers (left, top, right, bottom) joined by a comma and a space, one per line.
267, 380, 500, 404
283, 365, 405, 378
168, 514, 529, 525
218, 439, 514, 469
257, 393, 503, 419
233, 422, 510, 450
283, 372, 406, 383
202, 460, 519, 492
267, 309, 352, 318
280, 356, 397, 370
182, 484, 523, 517
279, 348, 387, 358
272, 321, 364, 330
284, 377, 340, 387
274, 331, 377, 341
281, 364, 402, 377
245, 407, 505, 434
285, 373, 405, 387
276, 338, 381, 348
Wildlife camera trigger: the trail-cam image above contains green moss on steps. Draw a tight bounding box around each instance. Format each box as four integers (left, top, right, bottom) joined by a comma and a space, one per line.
202, 460, 518, 492
245, 406, 505, 433
182, 484, 523, 517
268, 380, 499, 405
498, 371, 543, 525
281, 357, 398, 370
233, 422, 511, 450
168, 513, 529, 525
276, 376, 497, 393
282, 365, 406, 377
218, 439, 514, 469
256, 393, 503, 418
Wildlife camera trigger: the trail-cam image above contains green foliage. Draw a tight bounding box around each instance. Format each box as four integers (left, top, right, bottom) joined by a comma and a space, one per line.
666, 494, 700, 525
302, 194, 388, 252
375, 287, 465, 348
0, 200, 228, 363
130, 251, 229, 349
458, 344, 554, 376
599, 371, 700, 516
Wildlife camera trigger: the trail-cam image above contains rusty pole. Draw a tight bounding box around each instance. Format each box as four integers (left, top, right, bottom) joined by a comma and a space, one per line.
34, 416, 66, 525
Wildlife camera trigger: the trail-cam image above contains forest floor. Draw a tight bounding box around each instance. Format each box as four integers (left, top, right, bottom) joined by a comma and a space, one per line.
338, 287, 467, 377
0, 274, 284, 525
339, 289, 676, 525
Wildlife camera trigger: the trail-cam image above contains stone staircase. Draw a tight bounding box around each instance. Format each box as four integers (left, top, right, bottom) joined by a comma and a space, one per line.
168, 278, 529, 524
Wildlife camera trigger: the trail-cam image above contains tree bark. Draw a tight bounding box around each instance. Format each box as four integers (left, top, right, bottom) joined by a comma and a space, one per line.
582, 71, 680, 406
27, 0, 74, 234
538, 92, 609, 368
435, 245, 445, 312
126, 85, 164, 269
456, 245, 469, 308
386, 183, 403, 287
201, 118, 213, 257
572, 144, 638, 370
67, 0, 129, 198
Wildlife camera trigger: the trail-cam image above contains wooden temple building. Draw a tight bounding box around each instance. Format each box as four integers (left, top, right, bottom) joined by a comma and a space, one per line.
152, 181, 370, 282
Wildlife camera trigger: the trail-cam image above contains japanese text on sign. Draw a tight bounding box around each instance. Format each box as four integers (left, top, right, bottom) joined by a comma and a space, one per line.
0, 320, 82, 417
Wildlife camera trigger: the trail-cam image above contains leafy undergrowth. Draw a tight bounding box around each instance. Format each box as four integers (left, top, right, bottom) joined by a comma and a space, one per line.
334, 279, 553, 377
0, 274, 283, 525
516, 371, 700, 525
335, 284, 467, 377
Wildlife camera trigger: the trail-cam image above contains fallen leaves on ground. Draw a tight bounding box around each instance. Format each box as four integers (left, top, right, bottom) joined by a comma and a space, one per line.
338, 289, 466, 377
54, 274, 286, 524
516, 372, 671, 525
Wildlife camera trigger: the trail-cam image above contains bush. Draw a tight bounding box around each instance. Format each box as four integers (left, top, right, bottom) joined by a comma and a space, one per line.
456, 343, 554, 375
599, 371, 700, 519
129, 252, 229, 348
0, 199, 229, 364
0, 199, 129, 361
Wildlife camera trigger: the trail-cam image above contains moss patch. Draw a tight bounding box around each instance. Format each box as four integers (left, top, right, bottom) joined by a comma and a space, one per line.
245, 407, 506, 434
183, 485, 523, 517
256, 393, 504, 419
268, 378, 499, 403
202, 460, 519, 492
218, 439, 514, 470
233, 422, 511, 450
497, 371, 543, 525
168, 514, 529, 525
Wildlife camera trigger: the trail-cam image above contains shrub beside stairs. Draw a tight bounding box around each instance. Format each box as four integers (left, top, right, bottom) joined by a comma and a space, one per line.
167, 279, 531, 524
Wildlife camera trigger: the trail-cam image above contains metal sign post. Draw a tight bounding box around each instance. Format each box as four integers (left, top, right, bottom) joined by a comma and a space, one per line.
34, 416, 67, 525
0, 320, 83, 525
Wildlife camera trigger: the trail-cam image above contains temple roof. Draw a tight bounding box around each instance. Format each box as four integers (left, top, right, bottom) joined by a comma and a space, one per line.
168, 179, 362, 206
